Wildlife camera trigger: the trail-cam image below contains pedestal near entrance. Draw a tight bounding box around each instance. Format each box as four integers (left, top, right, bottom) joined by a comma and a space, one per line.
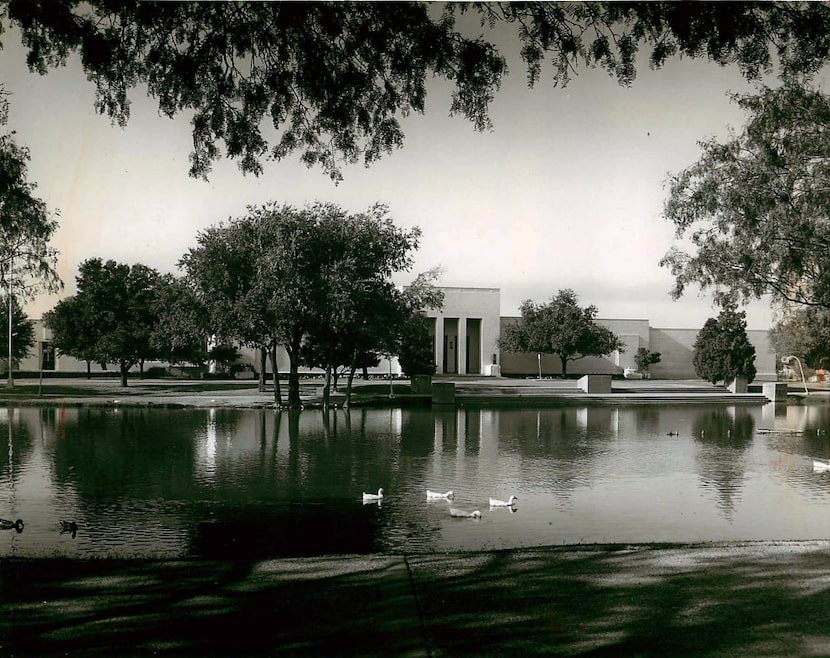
432, 382, 455, 405
485, 364, 501, 376
578, 375, 611, 394
762, 382, 789, 402
728, 376, 748, 393
411, 375, 432, 394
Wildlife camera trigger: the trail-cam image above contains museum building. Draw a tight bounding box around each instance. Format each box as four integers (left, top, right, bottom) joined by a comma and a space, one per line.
19, 286, 777, 381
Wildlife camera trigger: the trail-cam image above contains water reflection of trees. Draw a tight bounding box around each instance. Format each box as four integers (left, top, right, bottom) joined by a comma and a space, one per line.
13, 402, 830, 558
0, 408, 38, 488
52, 408, 205, 498
632, 406, 661, 436
692, 407, 755, 517
497, 407, 615, 459
276, 408, 440, 556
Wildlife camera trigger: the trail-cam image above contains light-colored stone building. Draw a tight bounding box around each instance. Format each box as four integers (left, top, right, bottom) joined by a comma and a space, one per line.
499, 315, 776, 381
423, 287, 501, 375
14, 287, 777, 381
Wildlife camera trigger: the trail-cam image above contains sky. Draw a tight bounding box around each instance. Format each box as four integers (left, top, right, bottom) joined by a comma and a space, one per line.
0, 14, 820, 330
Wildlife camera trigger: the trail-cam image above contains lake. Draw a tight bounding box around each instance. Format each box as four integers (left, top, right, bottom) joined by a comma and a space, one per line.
0, 402, 829, 558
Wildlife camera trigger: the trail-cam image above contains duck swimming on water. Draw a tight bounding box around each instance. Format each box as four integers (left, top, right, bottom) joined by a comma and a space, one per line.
0, 518, 24, 532
60, 521, 78, 538
489, 495, 518, 508
426, 490, 454, 501
362, 488, 384, 502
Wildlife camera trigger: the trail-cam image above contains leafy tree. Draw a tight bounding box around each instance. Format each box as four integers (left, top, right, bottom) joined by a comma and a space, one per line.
634, 347, 661, 378
207, 344, 241, 376
150, 274, 209, 367
398, 313, 437, 377
0, 295, 34, 369
661, 84, 830, 310
57, 258, 164, 386
178, 209, 281, 396
300, 337, 379, 392
6, 2, 829, 180
44, 294, 102, 377
310, 266, 443, 404
499, 289, 624, 376
768, 306, 830, 370
182, 201, 422, 408
693, 304, 757, 385
0, 90, 62, 384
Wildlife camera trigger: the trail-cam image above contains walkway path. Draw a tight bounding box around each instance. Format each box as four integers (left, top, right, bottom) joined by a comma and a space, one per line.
0, 376, 808, 409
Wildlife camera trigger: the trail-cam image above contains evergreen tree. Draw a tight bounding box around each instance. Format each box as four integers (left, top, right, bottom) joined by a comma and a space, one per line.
693, 304, 757, 385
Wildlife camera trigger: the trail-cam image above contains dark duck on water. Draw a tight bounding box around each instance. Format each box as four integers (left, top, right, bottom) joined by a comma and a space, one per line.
0, 518, 24, 533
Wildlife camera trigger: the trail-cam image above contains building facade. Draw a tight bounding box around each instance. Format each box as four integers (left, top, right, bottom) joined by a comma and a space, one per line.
18, 286, 777, 381
498, 315, 776, 381
423, 287, 501, 375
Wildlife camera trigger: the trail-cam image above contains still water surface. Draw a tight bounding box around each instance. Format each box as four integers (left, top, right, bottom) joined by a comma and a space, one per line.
1, 403, 829, 558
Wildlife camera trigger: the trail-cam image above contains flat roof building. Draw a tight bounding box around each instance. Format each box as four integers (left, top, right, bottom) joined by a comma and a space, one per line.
18, 286, 777, 381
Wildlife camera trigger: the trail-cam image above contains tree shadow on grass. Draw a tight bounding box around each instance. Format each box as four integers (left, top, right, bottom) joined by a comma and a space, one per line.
407, 543, 830, 657
0, 556, 423, 657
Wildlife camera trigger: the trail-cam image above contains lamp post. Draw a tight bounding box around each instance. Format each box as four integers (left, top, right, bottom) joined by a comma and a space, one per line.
783, 355, 808, 396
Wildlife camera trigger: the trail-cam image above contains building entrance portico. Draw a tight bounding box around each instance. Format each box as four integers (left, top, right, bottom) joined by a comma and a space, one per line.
426, 287, 500, 375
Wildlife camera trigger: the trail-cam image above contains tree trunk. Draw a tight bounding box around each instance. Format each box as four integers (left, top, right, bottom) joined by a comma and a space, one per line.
362, 366, 369, 380
86, 361, 91, 379
119, 361, 128, 387
139, 359, 145, 379
560, 355, 568, 376
268, 343, 282, 407
345, 350, 358, 408
287, 332, 302, 408
323, 365, 332, 410
258, 346, 266, 393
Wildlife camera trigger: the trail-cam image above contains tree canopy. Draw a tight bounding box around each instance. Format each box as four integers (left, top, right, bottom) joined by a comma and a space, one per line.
634, 347, 661, 376
661, 84, 830, 310
54, 258, 164, 386
499, 288, 623, 375
398, 313, 437, 377
44, 294, 100, 375
150, 273, 209, 367
0, 87, 62, 385
0, 294, 34, 366
5, 1, 830, 180
181, 201, 424, 407
768, 306, 829, 369
693, 304, 757, 385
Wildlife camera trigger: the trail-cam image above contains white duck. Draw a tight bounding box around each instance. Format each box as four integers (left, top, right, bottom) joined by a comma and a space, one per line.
813, 459, 830, 472
426, 490, 454, 501
489, 495, 518, 507
450, 508, 481, 519
362, 488, 384, 502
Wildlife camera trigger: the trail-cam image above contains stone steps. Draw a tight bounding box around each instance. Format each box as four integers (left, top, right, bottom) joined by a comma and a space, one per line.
455, 392, 768, 405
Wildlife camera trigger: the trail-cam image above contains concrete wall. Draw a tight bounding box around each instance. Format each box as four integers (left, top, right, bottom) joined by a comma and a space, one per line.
500, 317, 650, 377
500, 317, 776, 381
648, 327, 776, 381
647, 328, 698, 380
